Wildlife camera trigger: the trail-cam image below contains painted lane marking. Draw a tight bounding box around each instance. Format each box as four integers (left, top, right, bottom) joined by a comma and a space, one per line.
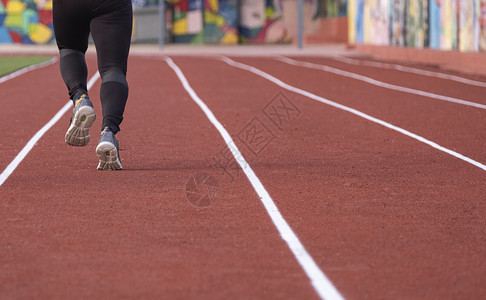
0, 72, 100, 187
220, 56, 486, 172
332, 55, 486, 88
164, 56, 344, 300
0, 57, 58, 84
276, 56, 486, 110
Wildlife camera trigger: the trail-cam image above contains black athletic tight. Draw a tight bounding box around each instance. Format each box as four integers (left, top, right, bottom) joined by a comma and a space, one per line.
53, 0, 133, 133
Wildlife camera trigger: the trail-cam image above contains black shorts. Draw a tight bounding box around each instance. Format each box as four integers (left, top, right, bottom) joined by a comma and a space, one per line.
53, 0, 133, 74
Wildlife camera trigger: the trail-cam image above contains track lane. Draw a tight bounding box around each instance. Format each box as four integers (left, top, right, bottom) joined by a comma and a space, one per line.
332, 56, 486, 88
277, 56, 485, 110
2, 53, 485, 299
0, 55, 319, 299
165, 56, 343, 300
0, 56, 98, 178
292, 56, 486, 105
170, 56, 486, 299
0, 72, 100, 187
227, 57, 486, 168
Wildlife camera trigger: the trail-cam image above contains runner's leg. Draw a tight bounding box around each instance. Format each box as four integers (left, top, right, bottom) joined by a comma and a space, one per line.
90, 0, 133, 133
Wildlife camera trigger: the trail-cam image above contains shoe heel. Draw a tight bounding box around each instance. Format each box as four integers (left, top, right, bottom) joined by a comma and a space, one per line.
65, 106, 96, 147
96, 142, 122, 170
75, 106, 96, 128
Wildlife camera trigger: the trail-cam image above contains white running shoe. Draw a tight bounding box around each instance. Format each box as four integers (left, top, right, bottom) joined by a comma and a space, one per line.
65, 94, 96, 146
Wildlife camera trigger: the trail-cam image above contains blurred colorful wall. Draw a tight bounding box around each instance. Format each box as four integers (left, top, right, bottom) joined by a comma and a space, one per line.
348, 0, 486, 53
4, 0, 485, 53
0, 0, 324, 45
0, 0, 53, 44
164, 0, 295, 44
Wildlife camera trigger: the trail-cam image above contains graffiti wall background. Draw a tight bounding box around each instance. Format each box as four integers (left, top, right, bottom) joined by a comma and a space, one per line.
458, 0, 480, 52
349, 0, 486, 53
0, 0, 324, 45
169, 0, 204, 43
370, 0, 389, 46
481, 0, 486, 51
326, 0, 347, 17
2, 0, 486, 52
203, 0, 238, 44
164, 0, 318, 44
239, 0, 291, 43
132, 0, 301, 44
0, 0, 53, 44
406, 0, 428, 48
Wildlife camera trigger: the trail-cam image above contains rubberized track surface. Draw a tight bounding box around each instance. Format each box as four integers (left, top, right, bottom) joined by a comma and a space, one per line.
1, 53, 485, 299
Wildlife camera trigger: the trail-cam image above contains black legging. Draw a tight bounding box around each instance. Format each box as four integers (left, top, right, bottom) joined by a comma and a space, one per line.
53, 0, 132, 133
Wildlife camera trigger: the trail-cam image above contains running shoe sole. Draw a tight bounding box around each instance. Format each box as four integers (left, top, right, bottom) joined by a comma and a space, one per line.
65, 105, 96, 146
96, 141, 123, 170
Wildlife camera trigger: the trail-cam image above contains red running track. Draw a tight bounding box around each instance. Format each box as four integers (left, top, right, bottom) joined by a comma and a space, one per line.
0, 53, 485, 299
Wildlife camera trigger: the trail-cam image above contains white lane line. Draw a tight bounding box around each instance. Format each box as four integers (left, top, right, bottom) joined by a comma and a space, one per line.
276, 56, 486, 110
332, 55, 486, 88
0, 57, 58, 84
164, 56, 344, 300
0, 72, 100, 187
220, 56, 486, 172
